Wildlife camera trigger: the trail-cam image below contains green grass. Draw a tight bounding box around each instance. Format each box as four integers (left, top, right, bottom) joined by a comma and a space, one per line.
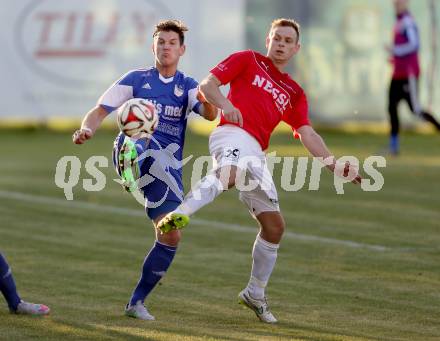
0, 128, 439, 341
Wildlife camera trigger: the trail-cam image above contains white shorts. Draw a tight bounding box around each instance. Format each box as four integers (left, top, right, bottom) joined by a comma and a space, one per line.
209, 125, 280, 217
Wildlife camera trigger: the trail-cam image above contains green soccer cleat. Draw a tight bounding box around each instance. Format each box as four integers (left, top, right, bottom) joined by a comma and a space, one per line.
157, 212, 190, 234
118, 137, 140, 192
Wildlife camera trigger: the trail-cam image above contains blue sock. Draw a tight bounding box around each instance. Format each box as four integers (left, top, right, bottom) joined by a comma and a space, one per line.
0, 253, 21, 311
129, 241, 177, 306
390, 134, 399, 154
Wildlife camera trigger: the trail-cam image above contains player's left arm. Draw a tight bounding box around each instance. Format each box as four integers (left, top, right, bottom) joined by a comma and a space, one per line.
298, 125, 362, 185
287, 91, 361, 184
297, 125, 332, 159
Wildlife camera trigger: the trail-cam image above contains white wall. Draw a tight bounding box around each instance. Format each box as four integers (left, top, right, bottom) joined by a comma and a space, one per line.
0, 0, 245, 119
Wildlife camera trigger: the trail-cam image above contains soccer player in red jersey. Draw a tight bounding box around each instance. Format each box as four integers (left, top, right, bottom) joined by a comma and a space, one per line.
386, 0, 440, 154
158, 18, 361, 323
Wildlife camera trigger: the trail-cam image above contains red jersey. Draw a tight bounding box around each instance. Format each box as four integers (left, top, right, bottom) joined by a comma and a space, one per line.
210, 50, 309, 150
392, 11, 420, 79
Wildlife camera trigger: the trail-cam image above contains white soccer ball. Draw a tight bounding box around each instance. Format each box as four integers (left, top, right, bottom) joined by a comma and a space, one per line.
117, 98, 158, 138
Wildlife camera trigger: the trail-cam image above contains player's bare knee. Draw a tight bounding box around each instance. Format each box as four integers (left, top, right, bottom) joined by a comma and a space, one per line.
260, 226, 283, 244
267, 220, 284, 236
157, 229, 181, 247
276, 220, 285, 236
258, 212, 285, 242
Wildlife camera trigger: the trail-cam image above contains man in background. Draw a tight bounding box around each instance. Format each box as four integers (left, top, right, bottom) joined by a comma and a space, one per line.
386, 0, 440, 155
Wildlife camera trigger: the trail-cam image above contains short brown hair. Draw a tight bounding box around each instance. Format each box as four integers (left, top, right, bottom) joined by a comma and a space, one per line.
270, 18, 301, 42
153, 20, 188, 45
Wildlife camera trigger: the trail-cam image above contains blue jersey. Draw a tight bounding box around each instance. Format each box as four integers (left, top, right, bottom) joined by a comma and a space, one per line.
101, 67, 202, 220
99, 67, 202, 161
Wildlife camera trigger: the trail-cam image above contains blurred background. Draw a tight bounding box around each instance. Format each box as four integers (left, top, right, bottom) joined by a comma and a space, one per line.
1, 0, 438, 131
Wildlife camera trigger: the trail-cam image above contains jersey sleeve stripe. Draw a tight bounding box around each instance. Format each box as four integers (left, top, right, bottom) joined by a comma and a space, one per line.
97, 84, 133, 110
188, 87, 200, 113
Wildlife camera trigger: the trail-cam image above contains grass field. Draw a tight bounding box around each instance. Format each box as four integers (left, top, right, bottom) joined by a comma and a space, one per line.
0, 128, 439, 341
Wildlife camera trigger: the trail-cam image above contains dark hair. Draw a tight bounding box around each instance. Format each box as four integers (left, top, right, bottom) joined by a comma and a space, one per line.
153, 20, 188, 45
270, 18, 301, 43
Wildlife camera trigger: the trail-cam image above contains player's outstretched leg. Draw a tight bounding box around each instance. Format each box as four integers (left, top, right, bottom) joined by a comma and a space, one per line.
157, 171, 229, 234
0, 253, 50, 316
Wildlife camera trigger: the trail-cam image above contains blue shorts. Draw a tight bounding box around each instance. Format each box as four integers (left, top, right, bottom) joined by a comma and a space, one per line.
112, 133, 183, 220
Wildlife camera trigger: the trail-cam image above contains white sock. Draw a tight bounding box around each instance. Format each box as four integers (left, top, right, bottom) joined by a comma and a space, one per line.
246, 235, 279, 299
176, 173, 225, 216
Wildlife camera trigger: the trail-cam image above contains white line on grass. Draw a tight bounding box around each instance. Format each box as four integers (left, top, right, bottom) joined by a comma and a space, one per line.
0, 190, 388, 252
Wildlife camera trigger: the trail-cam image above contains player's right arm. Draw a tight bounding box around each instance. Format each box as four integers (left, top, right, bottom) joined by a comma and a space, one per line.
199, 74, 243, 127
73, 70, 136, 144
199, 51, 252, 127
72, 106, 108, 144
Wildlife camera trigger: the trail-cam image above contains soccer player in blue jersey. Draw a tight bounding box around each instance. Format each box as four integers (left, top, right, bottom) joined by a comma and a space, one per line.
73, 20, 217, 320
1, 252, 50, 315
